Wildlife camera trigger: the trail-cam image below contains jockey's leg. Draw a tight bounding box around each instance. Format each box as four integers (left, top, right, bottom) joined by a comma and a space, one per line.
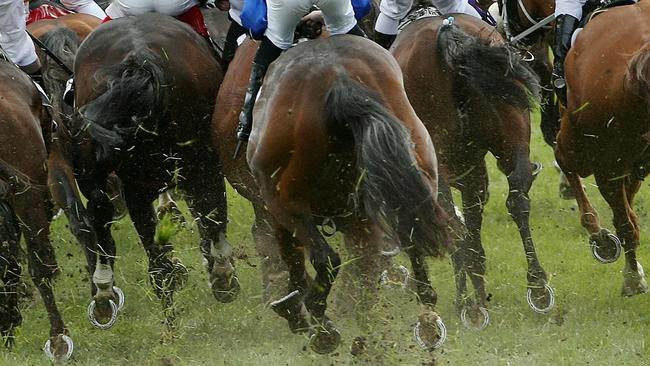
222, 17, 246, 71
552, 0, 584, 105
374, 0, 412, 49
0, 0, 45, 88
104, 0, 154, 19
236, 0, 308, 142
318, 0, 365, 37
60, 0, 106, 19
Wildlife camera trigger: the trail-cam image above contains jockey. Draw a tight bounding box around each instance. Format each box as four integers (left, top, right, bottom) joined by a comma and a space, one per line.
0, 0, 104, 90
374, 0, 487, 49
60, 0, 107, 19
104, 0, 211, 38
552, 0, 583, 104
236, 0, 366, 144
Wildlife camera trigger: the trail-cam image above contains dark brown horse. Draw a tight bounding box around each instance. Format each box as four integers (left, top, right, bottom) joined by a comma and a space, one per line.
0, 59, 72, 361
245, 35, 451, 353
56, 13, 238, 330
555, 1, 650, 295
392, 15, 552, 328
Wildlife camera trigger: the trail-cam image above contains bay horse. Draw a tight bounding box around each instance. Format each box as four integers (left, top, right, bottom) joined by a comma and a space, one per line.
555, 1, 650, 295
0, 59, 72, 361
392, 15, 551, 328
62, 13, 238, 329
245, 35, 451, 353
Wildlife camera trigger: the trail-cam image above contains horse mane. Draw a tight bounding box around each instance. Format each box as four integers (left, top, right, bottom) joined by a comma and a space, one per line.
435, 22, 540, 113
81, 48, 167, 160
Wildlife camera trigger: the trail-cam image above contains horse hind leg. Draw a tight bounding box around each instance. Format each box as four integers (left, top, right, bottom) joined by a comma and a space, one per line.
596, 175, 648, 296
0, 201, 21, 347
497, 150, 555, 314
251, 204, 288, 305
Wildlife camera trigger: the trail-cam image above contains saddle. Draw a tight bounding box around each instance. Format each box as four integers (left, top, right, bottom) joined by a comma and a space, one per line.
579, 0, 637, 27
398, 1, 442, 32
27, 0, 74, 25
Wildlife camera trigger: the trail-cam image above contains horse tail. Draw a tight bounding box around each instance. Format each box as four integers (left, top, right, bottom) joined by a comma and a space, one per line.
81, 48, 167, 159
435, 21, 540, 113
625, 43, 650, 113
323, 75, 451, 257
39, 27, 79, 85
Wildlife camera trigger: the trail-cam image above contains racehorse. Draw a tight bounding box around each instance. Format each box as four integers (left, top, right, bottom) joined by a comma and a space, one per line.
59, 13, 239, 330
244, 35, 451, 353
392, 15, 552, 328
555, 1, 650, 295
0, 59, 72, 361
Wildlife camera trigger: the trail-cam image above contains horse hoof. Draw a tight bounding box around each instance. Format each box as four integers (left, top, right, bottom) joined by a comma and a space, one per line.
170, 259, 189, 291
460, 306, 489, 330
531, 162, 543, 181
379, 265, 410, 288
113, 286, 125, 312
414, 314, 447, 350
270, 290, 311, 333
526, 283, 555, 314
44, 334, 73, 362
622, 261, 649, 297
210, 271, 240, 303
589, 229, 621, 264
87, 298, 118, 330
309, 321, 341, 354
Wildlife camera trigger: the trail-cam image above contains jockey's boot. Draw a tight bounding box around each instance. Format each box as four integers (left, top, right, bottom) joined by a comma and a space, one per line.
222, 19, 247, 72
552, 14, 579, 105
236, 37, 282, 143
20, 60, 47, 97
346, 24, 367, 38
375, 31, 396, 50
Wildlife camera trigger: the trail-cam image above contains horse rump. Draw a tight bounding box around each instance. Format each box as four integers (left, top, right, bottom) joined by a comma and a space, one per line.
81, 48, 167, 159
435, 21, 540, 112
323, 75, 451, 257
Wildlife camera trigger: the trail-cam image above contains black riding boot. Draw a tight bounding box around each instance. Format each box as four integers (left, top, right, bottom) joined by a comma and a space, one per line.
222, 18, 247, 72
375, 31, 396, 50
236, 37, 282, 144
552, 14, 579, 105
346, 24, 367, 38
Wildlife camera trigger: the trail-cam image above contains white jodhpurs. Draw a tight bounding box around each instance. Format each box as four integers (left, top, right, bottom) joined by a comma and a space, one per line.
106, 0, 199, 18
229, 0, 244, 26
61, 0, 107, 19
375, 0, 482, 35
555, 0, 587, 19
266, 0, 357, 49
0, 0, 37, 67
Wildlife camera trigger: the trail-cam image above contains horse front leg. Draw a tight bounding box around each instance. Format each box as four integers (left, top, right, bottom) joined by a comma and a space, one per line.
124, 183, 186, 329
498, 148, 555, 314
596, 175, 648, 296
183, 157, 239, 303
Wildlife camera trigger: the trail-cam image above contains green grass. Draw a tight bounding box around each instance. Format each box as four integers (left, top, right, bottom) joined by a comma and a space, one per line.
3, 115, 650, 365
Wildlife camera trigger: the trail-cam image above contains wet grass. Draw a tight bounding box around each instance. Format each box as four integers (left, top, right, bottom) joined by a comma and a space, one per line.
2, 119, 650, 365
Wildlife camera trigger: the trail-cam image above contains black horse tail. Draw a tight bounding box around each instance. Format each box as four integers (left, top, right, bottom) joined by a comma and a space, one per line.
323, 75, 451, 257
436, 21, 540, 114
40, 27, 79, 88
81, 48, 167, 160
625, 43, 650, 114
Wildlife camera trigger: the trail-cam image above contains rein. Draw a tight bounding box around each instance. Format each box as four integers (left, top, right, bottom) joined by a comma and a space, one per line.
502, 0, 554, 44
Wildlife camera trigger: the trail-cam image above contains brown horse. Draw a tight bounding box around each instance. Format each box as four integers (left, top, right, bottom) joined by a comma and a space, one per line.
244, 35, 451, 354
555, 1, 650, 295
57, 13, 238, 330
0, 59, 72, 361
392, 15, 552, 328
